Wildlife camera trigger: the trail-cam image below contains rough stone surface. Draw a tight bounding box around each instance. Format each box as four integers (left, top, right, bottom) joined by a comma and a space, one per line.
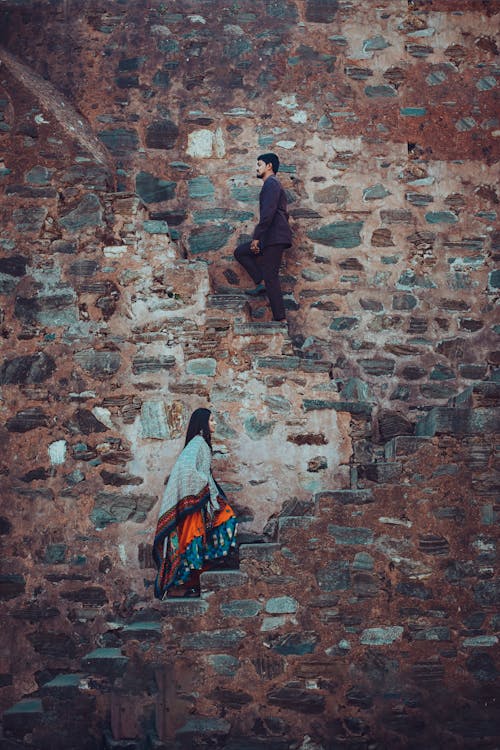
0, 3, 498, 749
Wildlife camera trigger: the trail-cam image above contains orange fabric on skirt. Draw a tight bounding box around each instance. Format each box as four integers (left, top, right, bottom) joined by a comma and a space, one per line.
177, 502, 235, 554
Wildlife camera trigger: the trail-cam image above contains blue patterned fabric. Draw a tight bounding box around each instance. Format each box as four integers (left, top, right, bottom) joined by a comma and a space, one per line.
171, 515, 238, 587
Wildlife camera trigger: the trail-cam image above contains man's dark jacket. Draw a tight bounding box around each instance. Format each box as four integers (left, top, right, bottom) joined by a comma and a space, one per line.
252, 175, 292, 249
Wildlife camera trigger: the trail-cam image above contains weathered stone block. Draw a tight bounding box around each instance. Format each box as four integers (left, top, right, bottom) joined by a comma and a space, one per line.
186, 358, 216, 376
265, 596, 298, 614
188, 176, 215, 200
59, 193, 103, 232
0, 574, 26, 600
359, 358, 395, 376
317, 490, 373, 507
307, 221, 363, 248
91, 492, 156, 528
13, 206, 47, 233
360, 626, 403, 645
267, 683, 325, 713
98, 128, 139, 154
220, 600, 262, 618
74, 349, 121, 376
132, 356, 175, 374
303, 399, 373, 416
305, 0, 338, 23
416, 407, 500, 437
6, 408, 49, 432
27, 631, 77, 658
135, 171, 176, 203
365, 84, 397, 97
244, 415, 275, 439
328, 525, 374, 545
474, 580, 500, 606
145, 120, 178, 149
201, 570, 248, 591
316, 561, 350, 591
175, 718, 230, 740
0, 352, 56, 385
81, 648, 128, 678
3, 698, 44, 736
181, 628, 246, 650
189, 224, 233, 254
205, 654, 240, 676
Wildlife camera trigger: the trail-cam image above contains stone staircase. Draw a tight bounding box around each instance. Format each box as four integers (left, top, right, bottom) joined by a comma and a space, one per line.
2, 379, 498, 749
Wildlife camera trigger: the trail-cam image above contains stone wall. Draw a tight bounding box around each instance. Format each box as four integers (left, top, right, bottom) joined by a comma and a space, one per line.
0, 0, 498, 748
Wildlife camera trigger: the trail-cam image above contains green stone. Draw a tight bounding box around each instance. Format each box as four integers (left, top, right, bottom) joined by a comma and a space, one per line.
363, 184, 390, 200
316, 560, 350, 591
401, 107, 427, 118
136, 171, 176, 203
186, 358, 217, 376
363, 35, 389, 51
193, 208, 253, 224
455, 117, 477, 132
360, 626, 403, 645
425, 211, 458, 224
244, 415, 275, 440
329, 316, 359, 331
44, 544, 67, 564
188, 224, 233, 254
488, 270, 500, 290
181, 629, 246, 650
13, 206, 47, 233
476, 76, 496, 91
328, 525, 374, 545
220, 600, 262, 618
206, 654, 240, 676
188, 176, 215, 200
97, 128, 139, 154
364, 85, 397, 98
231, 185, 261, 203
265, 596, 298, 614
157, 39, 180, 54
397, 270, 436, 289
143, 220, 169, 234
224, 38, 252, 58
426, 70, 447, 86
59, 194, 103, 232
307, 221, 363, 248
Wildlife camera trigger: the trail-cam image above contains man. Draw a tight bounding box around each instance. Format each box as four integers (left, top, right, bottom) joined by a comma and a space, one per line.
234, 152, 292, 322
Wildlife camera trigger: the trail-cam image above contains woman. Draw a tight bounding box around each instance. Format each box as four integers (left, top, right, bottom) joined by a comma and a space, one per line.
153, 408, 237, 599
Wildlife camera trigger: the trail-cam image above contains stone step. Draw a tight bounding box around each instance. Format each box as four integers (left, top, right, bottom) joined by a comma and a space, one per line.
103, 729, 142, 749
41, 672, 87, 697
81, 648, 129, 679
239, 542, 281, 561
277, 515, 316, 543
117, 621, 162, 641
314, 489, 375, 510
160, 598, 209, 617
233, 320, 289, 336
207, 293, 249, 312
200, 569, 248, 592
2, 698, 44, 737
357, 461, 403, 483
384, 435, 432, 460
416, 407, 499, 437
175, 717, 230, 742
450, 381, 500, 409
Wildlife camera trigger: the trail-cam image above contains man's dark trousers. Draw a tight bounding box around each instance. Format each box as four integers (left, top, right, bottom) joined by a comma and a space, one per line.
234, 241, 287, 321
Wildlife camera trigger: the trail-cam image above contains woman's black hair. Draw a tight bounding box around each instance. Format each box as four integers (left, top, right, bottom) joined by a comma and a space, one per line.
185, 407, 212, 449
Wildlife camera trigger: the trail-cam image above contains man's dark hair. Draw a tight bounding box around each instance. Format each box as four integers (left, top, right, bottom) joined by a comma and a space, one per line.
185, 407, 212, 450
258, 152, 280, 174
